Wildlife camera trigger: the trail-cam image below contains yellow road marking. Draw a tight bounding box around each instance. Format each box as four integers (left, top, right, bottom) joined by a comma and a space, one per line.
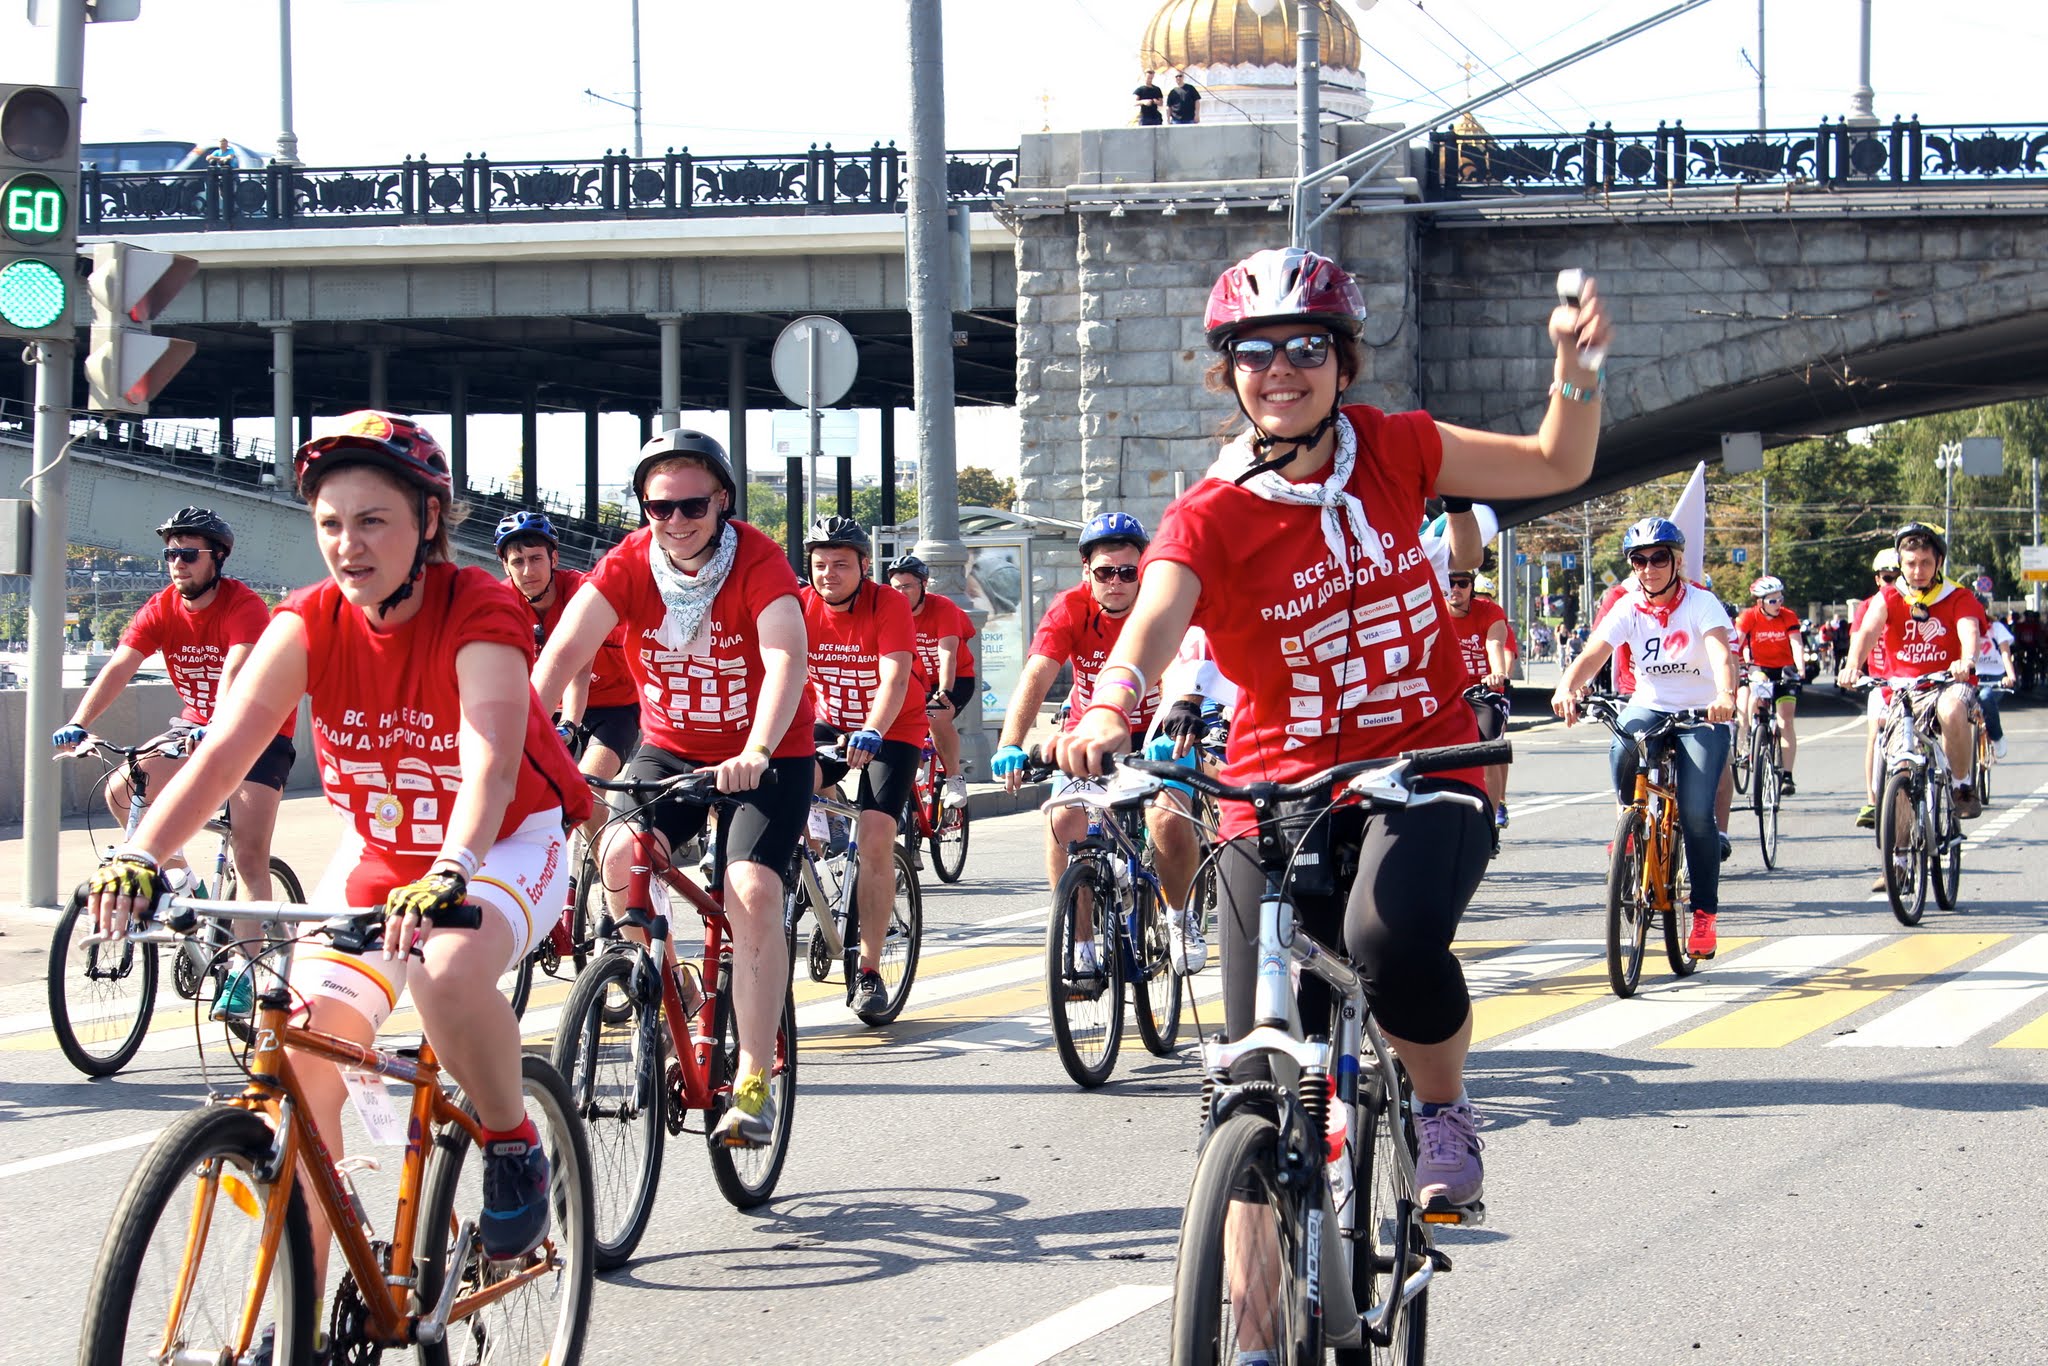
1468, 939, 1759, 1044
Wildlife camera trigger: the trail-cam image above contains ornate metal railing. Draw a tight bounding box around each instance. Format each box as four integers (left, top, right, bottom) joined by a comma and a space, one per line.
80, 143, 1019, 233
1425, 118, 2048, 199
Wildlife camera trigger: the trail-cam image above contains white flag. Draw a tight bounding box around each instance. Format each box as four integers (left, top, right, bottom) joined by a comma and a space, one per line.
1669, 462, 1708, 585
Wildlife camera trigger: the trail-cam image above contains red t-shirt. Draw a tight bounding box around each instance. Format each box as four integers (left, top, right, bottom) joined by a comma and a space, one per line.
801, 580, 929, 746
122, 579, 294, 739
1733, 605, 1798, 669
1852, 595, 1891, 678
1146, 405, 1481, 839
1592, 580, 1635, 695
1447, 597, 1511, 691
281, 562, 591, 904
523, 566, 636, 710
585, 522, 814, 762
1878, 582, 1988, 678
910, 593, 977, 683
1031, 582, 1164, 735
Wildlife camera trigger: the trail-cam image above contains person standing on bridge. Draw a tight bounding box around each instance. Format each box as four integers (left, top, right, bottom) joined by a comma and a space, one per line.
1166, 70, 1201, 124
1134, 68, 1165, 126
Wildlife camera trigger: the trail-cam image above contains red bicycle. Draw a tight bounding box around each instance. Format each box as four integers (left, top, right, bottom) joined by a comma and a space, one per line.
549, 769, 797, 1269
902, 742, 971, 884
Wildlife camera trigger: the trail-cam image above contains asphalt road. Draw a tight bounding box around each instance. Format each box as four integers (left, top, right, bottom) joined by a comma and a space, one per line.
3, 686, 2045, 1364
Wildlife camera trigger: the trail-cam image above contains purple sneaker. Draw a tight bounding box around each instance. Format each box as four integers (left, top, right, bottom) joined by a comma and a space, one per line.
1414, 1100, 1484, 1209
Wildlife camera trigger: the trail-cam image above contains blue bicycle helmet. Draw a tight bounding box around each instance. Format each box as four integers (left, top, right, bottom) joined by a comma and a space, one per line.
1078, 511, 1148, 557
494, 509, 559, 552
1621, 517, 1685, 553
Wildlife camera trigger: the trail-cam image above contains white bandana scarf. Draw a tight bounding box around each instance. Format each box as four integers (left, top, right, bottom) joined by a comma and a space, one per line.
648, 520, 738, 654
1206, 413, 1390, 573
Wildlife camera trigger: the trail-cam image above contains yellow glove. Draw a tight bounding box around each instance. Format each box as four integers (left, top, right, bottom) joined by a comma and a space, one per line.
381, 869, 467, 959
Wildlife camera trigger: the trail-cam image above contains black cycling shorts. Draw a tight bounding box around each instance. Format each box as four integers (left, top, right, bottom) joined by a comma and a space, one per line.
813, 723, 922, 819
580, 704, 640, 761
1753, 665, 1803, 699
614, 743, 810, 880
1212, 780, 1491, 1047
242, 734, 296, 792
1466, 689, 1509, 742
941, 676, 977, 713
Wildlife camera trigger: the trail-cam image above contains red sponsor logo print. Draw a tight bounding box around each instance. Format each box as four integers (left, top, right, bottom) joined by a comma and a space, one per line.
1662, 629, 1691, 656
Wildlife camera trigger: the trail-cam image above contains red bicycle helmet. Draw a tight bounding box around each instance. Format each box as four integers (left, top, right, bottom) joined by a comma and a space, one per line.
293, 410, 454, 502
1204, 247, 1367, 350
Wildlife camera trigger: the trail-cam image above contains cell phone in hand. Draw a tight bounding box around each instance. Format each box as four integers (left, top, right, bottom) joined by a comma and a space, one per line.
1554, 268, 1605, 369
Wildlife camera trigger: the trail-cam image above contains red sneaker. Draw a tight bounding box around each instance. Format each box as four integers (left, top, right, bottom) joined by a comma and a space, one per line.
1686, 910, 1718, 960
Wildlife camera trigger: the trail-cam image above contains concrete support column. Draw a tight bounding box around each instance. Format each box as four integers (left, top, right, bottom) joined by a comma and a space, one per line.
725, 339, 749, 520
217, 387, 236, 461
366, 344, 390, 410
296, 398, 312, 453
448, 369, 469, 495
520, 385, 540, 506
651, 313, 684, 431
266, 321, 294, 487
583, 404, 601, 523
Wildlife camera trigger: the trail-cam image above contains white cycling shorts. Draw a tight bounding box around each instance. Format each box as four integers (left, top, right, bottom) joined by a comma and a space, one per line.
289, 809, 567, 1031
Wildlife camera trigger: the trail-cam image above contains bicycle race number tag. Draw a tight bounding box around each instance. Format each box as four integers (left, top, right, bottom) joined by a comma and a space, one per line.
342, 1069, 408, 1146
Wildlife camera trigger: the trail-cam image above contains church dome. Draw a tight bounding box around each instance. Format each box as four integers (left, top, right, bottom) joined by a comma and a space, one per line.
1140, 0, 1363, 77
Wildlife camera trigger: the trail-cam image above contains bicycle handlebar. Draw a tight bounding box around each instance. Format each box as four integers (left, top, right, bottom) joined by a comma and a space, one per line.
1121, 738, 1511, 807
92, 896, 482, 949
583, 766, 779, 805
57, 732, 188, 765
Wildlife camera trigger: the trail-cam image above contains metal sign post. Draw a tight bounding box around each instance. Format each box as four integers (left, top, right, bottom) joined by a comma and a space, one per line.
771, 315, 858, 568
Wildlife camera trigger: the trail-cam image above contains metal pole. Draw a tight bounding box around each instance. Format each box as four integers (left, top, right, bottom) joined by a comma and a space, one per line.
629, 0, 645, 160
905, 0, 966, 598
275, 0, 301, 164
1760, 473, 1770, 577
1756, 0, 1767, 131
1297, 0, 1321, 251
268, 323, 294, 487
2032, 455, 2041, 614
1582, 505, 1594, 624
725, 341, 749, 520
805, 326, 821, 529
655, 314, 682, 431
1846, 0, 1877, 128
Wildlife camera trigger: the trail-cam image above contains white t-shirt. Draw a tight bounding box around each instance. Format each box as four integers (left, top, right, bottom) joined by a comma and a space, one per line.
1976, 619, 2014, 677
1593, 583, 1733, 711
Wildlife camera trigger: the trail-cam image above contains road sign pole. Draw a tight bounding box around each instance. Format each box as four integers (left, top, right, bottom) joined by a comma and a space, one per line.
805, 325, 821, 529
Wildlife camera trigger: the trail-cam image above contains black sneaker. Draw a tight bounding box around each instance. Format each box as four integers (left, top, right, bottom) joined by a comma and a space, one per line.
1718, 834, 1733, 863
852, 969, 888, 1017
1778, 770, 1796, 796
479, 1126, 551, 1261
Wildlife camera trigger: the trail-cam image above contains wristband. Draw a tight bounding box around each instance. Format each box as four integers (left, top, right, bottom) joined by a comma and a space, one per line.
1093, 678, 1140, 703
1550, 377, 1600, 403
436, 846, 480, 881
1439, 495, 1474, 513
1095, 661, 1149, 699
1082, 701, 1132, 727
745, 741, 771, 756
108, 844, 160, 871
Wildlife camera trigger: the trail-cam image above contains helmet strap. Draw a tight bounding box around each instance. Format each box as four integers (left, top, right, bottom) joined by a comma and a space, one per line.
375, 491, 432, 619
524, 562, 556, 607
1233, 400, 1341, 486
823, 577, 864, 611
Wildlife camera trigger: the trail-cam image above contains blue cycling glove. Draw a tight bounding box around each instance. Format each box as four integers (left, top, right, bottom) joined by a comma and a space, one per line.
53, 723, 87, 748
186, 726, 207, 747
848, 727, 885, 756
991, 744, 1028, 779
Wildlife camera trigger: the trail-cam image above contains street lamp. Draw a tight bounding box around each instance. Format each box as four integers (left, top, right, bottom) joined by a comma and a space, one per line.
90, 570, 101, 648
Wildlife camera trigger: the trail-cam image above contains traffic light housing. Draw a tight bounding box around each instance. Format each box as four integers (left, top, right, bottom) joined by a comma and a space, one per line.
0, 83, 80, 341
85, 241, 198, 413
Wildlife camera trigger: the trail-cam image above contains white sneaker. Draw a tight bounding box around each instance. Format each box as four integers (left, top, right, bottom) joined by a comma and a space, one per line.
1993, 738, 2009, 760
1074, 939, 1100, 975
942, 774, 969, 809
1169, 907, 1208, 975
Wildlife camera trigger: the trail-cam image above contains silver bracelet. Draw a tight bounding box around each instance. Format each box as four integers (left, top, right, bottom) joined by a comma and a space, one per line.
1549, 377, 1600, 403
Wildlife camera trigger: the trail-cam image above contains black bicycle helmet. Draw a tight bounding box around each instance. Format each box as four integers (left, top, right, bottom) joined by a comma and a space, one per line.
1894, 520, 1947, 560
632, 429, 738, 512
155, 506, 234, 561
803, 515, 871, 558
886, 553, 930, 582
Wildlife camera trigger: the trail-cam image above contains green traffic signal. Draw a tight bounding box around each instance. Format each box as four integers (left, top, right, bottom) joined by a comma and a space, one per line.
0, 257, 67, 330
2, 172, 67, 244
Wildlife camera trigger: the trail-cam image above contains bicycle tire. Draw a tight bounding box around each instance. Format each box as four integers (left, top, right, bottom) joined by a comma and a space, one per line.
1930, 777, 1962, 912
1131, 878, 1182, 1058
1878, 767, 1928, 927
1974, 731, 1993, 806
1344, 1068, 1429, 1366
1731, 723, 1752, 795
1046, 857, 1123, 1088
1756, 736, 1782, 870
1661, 820, 1699, 978
1604, 808, 1650, 998
571, 843, 601, 975
265, 855, 305, 903
549, 948, 665, 1269
76, 1105, 315, 1366
416, 1053, 596, 1366
929, 795, 970, 884
1169, 1111, 1317, 1366
49, 889, 158, 1077
706, 973, 798, 1209
852, 845, 924, 1026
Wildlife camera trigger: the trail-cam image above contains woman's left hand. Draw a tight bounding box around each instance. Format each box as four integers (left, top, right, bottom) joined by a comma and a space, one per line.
1549, 273, 1612, 367
383, 869, 467, 960
1054, 707, 1130, 780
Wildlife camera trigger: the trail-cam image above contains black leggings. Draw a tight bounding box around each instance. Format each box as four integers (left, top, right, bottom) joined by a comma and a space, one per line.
1212, 784, 1491, 1046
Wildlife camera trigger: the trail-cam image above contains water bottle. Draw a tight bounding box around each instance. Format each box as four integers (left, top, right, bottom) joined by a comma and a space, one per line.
1324, 1076, 1354, 1213
164, 865, 197, 896
1113, 855, 1132, 895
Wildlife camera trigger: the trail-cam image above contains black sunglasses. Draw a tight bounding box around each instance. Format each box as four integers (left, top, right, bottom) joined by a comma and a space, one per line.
163, 547, 213, 564
1228, 333, 1332, 374
1090, 564, 1140, 584
1878, 571, 1900, 582
643, 495, 716, 522
1447, 575, 1474, 588
1627, 549, 1675, 568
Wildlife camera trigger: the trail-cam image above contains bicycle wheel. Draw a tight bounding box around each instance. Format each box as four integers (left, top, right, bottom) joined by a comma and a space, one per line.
1343, 1069, 1429, 1366
1749, 729, 1773, 817
502, 943, 538, 1018
1879, 768, 1928, 927
1974, 730, 1993, 806
1930, 776, 1962, 912
570, 842, 601, 975
1756, 739, 1782, 870
1731, 723, 1752, 795
1604, 808, 1650, 999
1046, 857, 1123, 1088
706, 974, 798, 1209
1661, 822, 1699, 978
1131, 878, 1182, 1058
416, 1054, 595, 1366
49, 889, 158, 1077
76, 1105, 316, 1366
929, 793, 971, 884
1168, 1112, 1317, 1366
267, 856, 305, 903
852, 845, 924, 1026
549, 949, 665, 1270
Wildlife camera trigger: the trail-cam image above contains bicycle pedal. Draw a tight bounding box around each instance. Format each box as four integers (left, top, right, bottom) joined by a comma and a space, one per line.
1420, 1197, 1485, 1228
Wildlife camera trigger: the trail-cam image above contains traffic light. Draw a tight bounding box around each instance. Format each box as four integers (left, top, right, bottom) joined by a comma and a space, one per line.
85, 241, 197, 414
0, 83, 80, 341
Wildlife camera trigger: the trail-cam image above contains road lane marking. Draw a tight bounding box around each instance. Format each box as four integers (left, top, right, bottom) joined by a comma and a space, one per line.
951, 1284, 1172, 1366
1959, 777, 2048, 852
1501, 935, 1880, 1051
792, 943, 1037, 1012
1831, 934, 2048, 1048
1660, 933, 2008, 1048
1470, 939, 1757, 1043
0, 1127, 161, 1180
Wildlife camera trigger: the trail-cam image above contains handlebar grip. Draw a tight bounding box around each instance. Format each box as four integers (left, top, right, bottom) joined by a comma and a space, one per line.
429, 901, 483, 931
1400, 740, 1512, 774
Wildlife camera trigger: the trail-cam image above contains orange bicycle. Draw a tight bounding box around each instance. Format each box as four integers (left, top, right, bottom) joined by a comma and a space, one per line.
76, 895, 595, 1366
1581, 694, 1707, 999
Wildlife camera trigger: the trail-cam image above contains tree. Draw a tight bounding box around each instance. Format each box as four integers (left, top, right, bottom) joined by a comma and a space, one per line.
957, 466, 1016, 511
95, 607, 134, 648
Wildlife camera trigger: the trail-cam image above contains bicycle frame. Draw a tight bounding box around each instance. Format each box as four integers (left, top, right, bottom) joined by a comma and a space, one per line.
904, 744, 944, 841
790, 787, 865, 971
1043, 776, 1161, 979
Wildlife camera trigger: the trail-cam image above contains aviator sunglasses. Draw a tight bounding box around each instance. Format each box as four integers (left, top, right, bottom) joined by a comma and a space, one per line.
1090, 564, 1140, 584
643, 495, 717, 522
1227, 333, 1333, 374
162, 547, 214, 564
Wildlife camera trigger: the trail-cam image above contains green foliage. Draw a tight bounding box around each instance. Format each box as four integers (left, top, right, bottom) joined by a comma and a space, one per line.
95, 607, 133, 647
957, 466, 1016, 511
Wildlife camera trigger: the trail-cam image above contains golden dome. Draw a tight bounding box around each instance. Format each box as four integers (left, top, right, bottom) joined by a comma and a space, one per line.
1140, 0, 1363, 75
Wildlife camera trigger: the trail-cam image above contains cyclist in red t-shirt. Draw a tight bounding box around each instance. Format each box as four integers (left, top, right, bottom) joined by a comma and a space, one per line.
1732, 574, 1808, 794
1849, 548, 1902, 828
89, 411, 590, 1267
56, 507, 294, 901
1057, 247, 1611, 1218
887, 552, 977, 810
1444, 567, 1516, 847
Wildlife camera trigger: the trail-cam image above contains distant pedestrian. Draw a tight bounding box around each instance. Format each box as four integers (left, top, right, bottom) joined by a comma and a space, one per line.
1134, 69, 1164, 126
203, 138, 236, 169
1166, 70, 1201, 124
